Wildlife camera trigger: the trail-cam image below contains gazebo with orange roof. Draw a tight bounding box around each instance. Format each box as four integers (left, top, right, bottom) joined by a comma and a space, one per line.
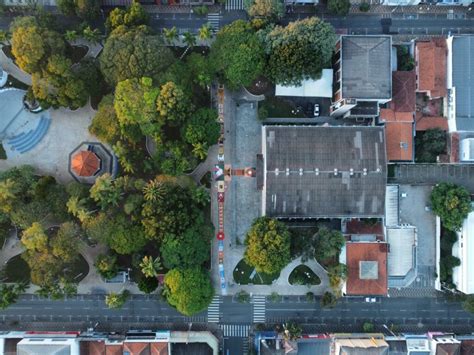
71, 150, 101, 177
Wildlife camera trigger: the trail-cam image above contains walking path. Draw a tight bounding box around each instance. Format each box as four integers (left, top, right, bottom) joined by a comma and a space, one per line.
69, 38, 103, 59
0, 49, 31, 86
188, 144, 218, 185
226, 256, 330, 296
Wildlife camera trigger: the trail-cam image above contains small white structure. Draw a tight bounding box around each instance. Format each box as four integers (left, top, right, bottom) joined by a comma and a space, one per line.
0, 66, 7, 88
17, 337, 80, 355
460, 138, 474, 162
275, 69, 333, 98
453, 211, 474, 294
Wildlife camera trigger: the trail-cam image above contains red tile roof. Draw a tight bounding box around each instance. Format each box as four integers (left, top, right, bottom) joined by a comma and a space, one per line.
105, 344, 123, 355
384, 121, 413, 162
461, 340, 474, 355
380, 109, 413, 123
80, 340, 106, 355
392, 71, 416, 112
416, 39, 447, 98
415, 112, 448, 131
346, 242, 388, 296
71, 151, 100, 177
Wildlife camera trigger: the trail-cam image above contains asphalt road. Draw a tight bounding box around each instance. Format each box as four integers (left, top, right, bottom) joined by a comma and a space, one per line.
1, 294, 473, 333
148, 12, 474, 35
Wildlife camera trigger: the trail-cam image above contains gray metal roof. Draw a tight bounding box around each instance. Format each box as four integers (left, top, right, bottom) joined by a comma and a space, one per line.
341, 36, 392, 100
263, 126, 387, 218
17, 344, 71, 355
297, 339, 331, 355
452, 36, 474, 131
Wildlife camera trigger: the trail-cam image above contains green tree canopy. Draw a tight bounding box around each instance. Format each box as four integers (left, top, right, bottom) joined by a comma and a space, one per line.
139, 255, 162, 278
32, 54, 88, 109
95, 254, 119, 279
10, 17, 66, 74
210, 20, 266, 89
261, 17, 336, 85
100, 27, 174, 85
415, 128, 446, 163
114, 77, 161, 138
105, 290, 130, 309
75, 0, 100, 21
431, 182, 472, 231
138, 276, 159, 294
106, 0, 149, 32
327, 0, 351, 16
185, 108, 220, 160
160, 223, 213, 269
156, 81, 192, 125
244, 216, 291, 274
244, 0, 284, 20
141, 177, 203, 240
89, 94, 121, 144
163, 268, 213, 315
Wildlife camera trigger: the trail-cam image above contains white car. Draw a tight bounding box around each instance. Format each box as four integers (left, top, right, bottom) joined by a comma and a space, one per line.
314, 104, 320, 117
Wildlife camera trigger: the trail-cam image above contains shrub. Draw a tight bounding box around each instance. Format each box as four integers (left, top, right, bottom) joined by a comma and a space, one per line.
359, 2, 370, 11
138, 276, 159, 294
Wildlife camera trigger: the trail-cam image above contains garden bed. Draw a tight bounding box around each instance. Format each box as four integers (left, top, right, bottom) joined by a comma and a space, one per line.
233, 259, 279, 285
288, 265, 321, 286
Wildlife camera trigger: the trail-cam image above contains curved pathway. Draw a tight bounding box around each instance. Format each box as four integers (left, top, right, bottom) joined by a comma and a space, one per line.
227, 256, 330, 296
188, 144, 218, 185
0, 48, 32, 85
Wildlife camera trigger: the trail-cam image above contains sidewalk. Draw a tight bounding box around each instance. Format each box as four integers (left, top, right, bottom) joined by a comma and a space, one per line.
0, 48, 32, 86
349, 3, 471, 14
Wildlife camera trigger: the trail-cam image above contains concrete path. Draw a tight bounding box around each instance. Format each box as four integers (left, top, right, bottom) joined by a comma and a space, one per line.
188, 144, 218, 185
69, 38, 103, 59
0, 232, 23, 266
0, 48, 32, 85
226, 256, 330, 296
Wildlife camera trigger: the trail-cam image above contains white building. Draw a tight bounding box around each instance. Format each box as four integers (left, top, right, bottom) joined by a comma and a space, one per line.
452, 211, 474, 294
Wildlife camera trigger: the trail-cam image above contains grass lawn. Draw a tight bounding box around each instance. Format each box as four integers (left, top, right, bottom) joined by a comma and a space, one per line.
3, 254, 30, 283
233, 259, 279, 285
259, 96, 306, 118
288, 265, 321, 286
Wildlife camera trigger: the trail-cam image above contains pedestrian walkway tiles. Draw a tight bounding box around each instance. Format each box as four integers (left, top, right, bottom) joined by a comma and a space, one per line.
220, 324, 250, 337
252, 295, 266, 323
207, 13, 222, 32
225, 0, 244, 10
207, 295, 222, 323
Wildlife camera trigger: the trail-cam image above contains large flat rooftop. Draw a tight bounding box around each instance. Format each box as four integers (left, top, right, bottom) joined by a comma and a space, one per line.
262, 125, 387, 218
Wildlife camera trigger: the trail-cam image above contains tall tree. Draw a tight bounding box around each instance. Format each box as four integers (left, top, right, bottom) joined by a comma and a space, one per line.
185, 108, 220, 160
210, 20, 266, 89
261, 17, 336, 85
160, 223, 213, 269
431, 183, 471, 231
198, 23, 212, 42
75, 0, 100, 21
327, 0, 351, 16
163, 26, 178, 45
156, 81, 192, 125
100, 27, 174, 85
89, 95, 121, 145
140, 256, 162, 278
244, 217, 291, 274
10, 17, 66, 74
163, 268, 213, 316
106, 1, 149, 32
32, 54, 88, 109
244, 0, 284, 20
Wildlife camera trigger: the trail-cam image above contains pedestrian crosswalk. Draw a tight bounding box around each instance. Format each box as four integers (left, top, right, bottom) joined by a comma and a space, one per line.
242, 338, 249, 354
207, 13, 222, 32
252, 295, 266, 323
225, 0, 244, 11
207, 295, 222, 323
220, 324, 250, 337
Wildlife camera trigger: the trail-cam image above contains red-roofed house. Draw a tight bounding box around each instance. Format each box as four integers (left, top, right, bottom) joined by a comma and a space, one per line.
380, 109, 414, 162
392, 71, 416, 112
415, 112, 449, 131
346, 242, 388, 296
415, 39, 447, 99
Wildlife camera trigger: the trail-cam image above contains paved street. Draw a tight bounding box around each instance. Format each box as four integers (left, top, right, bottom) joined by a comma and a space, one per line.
0, 294, 473, 333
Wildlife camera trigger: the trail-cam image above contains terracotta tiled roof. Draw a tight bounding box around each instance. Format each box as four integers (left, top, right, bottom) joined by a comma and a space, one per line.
380, 109, 413, 123
71, 150, 100, 177
124, 342, 150, 355
436, 343, 461, 355
80, 340, 106, 355
415, 112, 448, 131
384, 120, 413, 162
392, 71, 416, 112
105, 344, 123, 355
416, 39, 447, 98
346, 242, 388, 296
461, 340, 474, 355
151, 342, 169, 355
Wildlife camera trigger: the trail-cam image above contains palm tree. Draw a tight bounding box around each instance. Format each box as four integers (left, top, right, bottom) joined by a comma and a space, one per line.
66, 196, 91, 222
192, 142, 208, 160
65, 30, 78, 42
198, 23, 212, 42
82, 26, 102, 44
163, 26, 178, 45
140, 256, 161, 278
183, 31, 196, 48
143, 179, 165, 202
